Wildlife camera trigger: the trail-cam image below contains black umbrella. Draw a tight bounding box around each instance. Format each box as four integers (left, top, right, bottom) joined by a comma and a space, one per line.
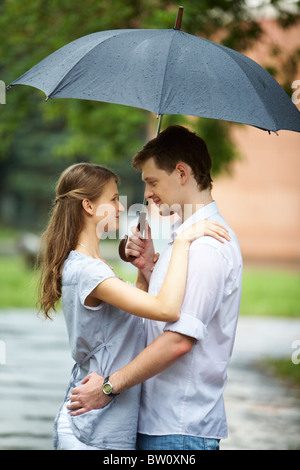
9, 8, 300, 133
8, 7, 300, 259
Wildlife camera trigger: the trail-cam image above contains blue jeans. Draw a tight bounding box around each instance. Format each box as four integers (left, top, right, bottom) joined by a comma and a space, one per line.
136, 433, 220, 450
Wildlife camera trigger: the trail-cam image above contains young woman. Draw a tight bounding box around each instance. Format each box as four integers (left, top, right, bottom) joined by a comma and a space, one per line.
37, 162, 230, 450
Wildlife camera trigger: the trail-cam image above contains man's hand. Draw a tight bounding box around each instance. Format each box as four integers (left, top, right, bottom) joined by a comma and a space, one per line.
125, 221, 158, 282
67, 372, 112, 416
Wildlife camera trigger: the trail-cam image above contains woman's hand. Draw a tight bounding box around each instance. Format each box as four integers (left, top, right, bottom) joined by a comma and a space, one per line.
176, 220, 231, 244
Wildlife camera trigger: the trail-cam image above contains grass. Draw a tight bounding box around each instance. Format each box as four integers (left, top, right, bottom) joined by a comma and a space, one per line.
0, 255, 299, 318
0, 256, 40, 309
240, 268, 300, 318
254, 357, 300, 391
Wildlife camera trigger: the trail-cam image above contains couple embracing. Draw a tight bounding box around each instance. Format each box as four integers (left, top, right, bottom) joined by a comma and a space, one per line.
38, 125, 243, 451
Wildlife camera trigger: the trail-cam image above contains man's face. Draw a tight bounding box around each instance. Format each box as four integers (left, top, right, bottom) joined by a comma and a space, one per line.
141, 157, 182, 216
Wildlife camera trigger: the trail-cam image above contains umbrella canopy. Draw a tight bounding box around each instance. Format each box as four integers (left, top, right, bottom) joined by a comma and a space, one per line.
9, 27, 300, 134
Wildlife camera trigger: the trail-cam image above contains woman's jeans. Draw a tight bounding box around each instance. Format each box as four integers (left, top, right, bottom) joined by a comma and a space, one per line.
136, 433, 220, 450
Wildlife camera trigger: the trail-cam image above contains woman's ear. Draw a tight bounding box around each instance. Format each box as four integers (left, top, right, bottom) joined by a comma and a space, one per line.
82, 199, 94, 215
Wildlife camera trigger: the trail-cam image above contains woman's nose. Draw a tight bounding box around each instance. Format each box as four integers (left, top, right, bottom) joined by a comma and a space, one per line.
118, 201, 125, 212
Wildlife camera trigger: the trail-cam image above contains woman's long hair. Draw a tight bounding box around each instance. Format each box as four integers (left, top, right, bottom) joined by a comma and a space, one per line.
37, 163, 119, 319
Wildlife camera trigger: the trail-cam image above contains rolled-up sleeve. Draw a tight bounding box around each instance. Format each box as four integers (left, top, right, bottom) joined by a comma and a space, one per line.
163, 313, 208, 341
164, 242, 226, 341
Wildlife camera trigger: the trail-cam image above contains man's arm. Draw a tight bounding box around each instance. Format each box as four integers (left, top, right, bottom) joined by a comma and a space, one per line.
110, 331, 194, 392
68, 331, 194, 416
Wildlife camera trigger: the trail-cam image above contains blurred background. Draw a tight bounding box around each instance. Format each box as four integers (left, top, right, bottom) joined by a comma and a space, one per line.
0, 0, 299, 450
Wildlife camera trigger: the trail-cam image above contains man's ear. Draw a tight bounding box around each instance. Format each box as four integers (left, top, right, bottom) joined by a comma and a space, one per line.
175, 162, 190, 184
82, 198, 94, 215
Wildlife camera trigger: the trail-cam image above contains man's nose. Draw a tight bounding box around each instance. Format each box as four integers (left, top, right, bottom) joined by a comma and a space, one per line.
144, 185, 153, 200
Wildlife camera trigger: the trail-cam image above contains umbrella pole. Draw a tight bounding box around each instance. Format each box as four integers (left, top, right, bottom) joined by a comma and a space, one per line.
138, 114, 163, 225
139, 114, 163, 206
118, 115, 164, 262
156, 114, 163, 136
136, 114, 164, 229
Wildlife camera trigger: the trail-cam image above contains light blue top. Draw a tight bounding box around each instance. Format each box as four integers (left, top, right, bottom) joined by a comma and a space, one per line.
53, 251, 146, 450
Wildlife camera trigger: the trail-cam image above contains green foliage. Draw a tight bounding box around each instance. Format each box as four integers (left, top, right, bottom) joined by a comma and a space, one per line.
194, 119, 240, 176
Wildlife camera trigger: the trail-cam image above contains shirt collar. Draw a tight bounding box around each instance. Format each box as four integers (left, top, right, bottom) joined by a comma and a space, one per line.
170, 201, 219, 242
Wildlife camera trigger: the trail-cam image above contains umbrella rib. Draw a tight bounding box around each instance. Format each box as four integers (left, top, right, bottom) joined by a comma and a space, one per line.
212, 42, 279, 131
157, 30, 178, 114
46, 46, 110, 99
47, 31, 130, 99
199, 44, 218, 119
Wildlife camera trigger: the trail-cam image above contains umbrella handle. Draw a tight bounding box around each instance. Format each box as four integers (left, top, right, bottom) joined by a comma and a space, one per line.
174, 6, 184, 30
118, 212, 147, 262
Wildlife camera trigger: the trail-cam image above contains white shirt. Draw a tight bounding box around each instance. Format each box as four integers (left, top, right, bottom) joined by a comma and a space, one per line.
138, 201, 243, 439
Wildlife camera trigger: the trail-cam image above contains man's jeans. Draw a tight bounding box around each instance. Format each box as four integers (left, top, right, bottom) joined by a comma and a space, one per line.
136, 433, 220, 450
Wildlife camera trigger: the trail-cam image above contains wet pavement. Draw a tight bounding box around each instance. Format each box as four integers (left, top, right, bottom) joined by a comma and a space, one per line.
222, 317, 300, 450
0, 311, 299, 450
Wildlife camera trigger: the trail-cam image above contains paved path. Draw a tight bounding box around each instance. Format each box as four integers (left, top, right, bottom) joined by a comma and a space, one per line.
0, 311, 299, 450
222, 317, 300, 450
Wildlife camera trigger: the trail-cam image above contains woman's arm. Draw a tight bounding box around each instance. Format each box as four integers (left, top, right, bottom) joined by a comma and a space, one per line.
89, 220, 230, 322
89, 237, 190, 322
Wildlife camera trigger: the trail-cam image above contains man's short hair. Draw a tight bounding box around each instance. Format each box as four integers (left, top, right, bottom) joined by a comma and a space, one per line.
132, 125, 213, 190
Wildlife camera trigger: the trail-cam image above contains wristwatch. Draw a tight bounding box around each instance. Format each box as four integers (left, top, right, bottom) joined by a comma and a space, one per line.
102, 376, 119, 397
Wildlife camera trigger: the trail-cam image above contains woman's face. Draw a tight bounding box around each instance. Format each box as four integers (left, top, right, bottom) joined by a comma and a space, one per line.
93, 179, 124, 235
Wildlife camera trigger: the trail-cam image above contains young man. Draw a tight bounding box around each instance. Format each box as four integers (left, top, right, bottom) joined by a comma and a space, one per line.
68, 125, 243, 450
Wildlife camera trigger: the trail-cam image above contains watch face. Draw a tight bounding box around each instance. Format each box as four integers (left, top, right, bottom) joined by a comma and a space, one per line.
103, 382, 112, 394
